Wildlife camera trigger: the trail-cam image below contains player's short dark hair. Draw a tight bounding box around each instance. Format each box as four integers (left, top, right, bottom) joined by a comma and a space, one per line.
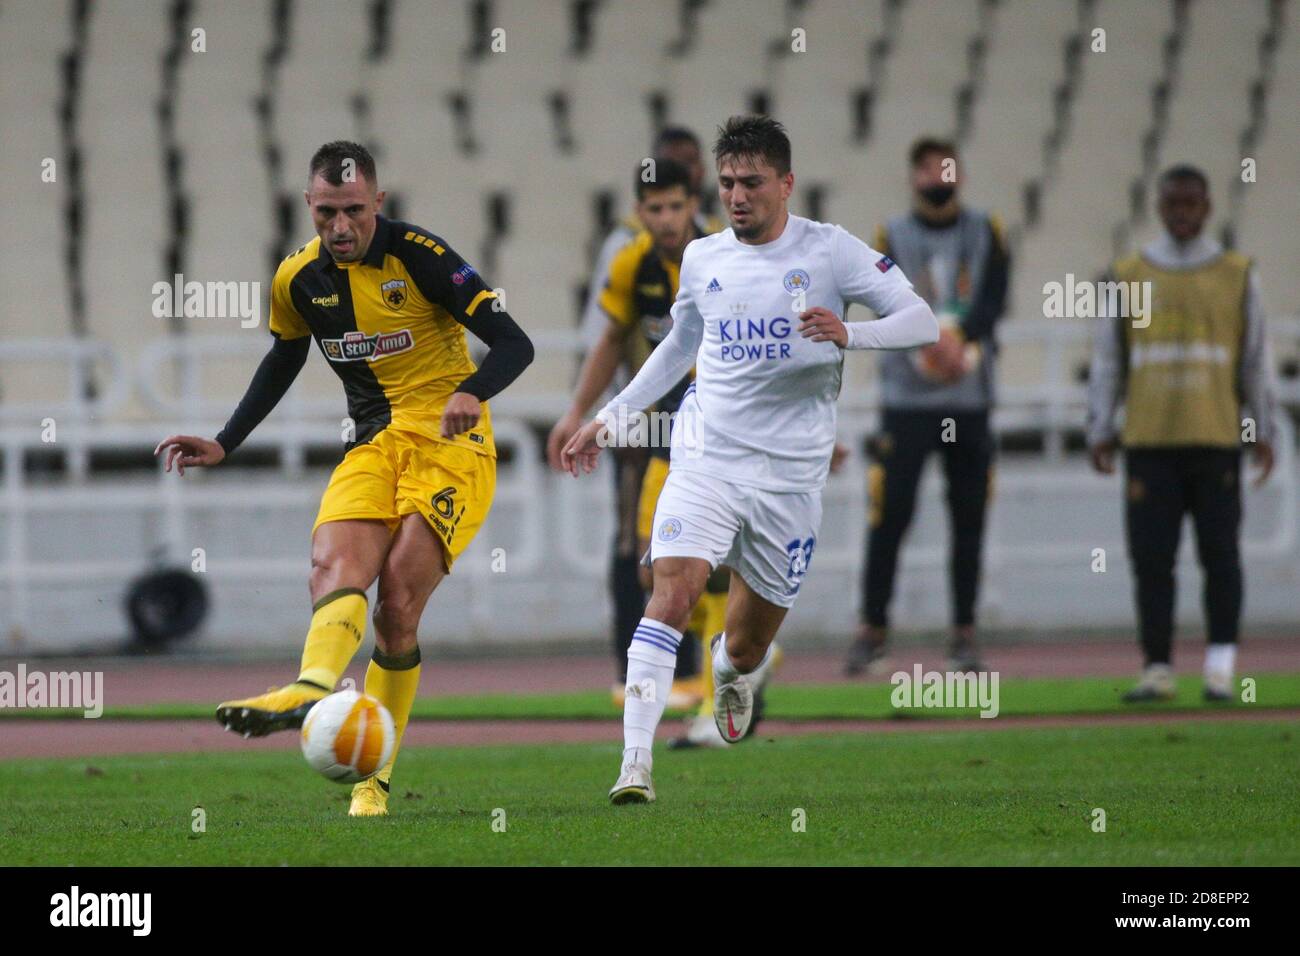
712, 114, 791, 177
654, 126, 701, 154
636, 158, 693, 201
909, 136, 957, 167
309, 141, 378, 188
1158, 163, 1209, 196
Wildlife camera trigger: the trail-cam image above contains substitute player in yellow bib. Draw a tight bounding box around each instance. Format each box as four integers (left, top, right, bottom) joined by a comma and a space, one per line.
155, 142, 533, 816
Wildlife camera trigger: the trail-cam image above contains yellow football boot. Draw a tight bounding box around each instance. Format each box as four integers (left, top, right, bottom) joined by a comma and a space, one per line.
215, 681, 329, 737
349, 777, 390, 817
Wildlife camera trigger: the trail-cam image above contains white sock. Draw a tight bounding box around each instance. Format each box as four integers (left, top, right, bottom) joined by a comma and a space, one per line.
1205, 643, 1236, 678
712, 632, 738, 684
712, 633, 772, 681
622, 618, 682, 769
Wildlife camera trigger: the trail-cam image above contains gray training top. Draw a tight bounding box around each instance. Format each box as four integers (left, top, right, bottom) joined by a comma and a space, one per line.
874, 207, 1010, 412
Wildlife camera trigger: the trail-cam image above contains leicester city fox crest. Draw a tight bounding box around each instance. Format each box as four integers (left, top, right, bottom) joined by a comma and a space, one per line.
785, 536, 815, 593
658, 517, 683, 542
782, 268, 811, 294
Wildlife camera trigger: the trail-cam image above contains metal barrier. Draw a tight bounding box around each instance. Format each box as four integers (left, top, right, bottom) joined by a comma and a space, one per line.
2, 320, 1297, 646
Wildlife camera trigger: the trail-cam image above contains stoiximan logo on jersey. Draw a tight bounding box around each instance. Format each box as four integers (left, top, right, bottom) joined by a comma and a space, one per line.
321, 329, 415, 362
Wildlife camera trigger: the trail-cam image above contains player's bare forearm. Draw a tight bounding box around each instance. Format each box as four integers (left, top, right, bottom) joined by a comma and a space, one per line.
547, 325, 624, 470
568, 324, 625, 418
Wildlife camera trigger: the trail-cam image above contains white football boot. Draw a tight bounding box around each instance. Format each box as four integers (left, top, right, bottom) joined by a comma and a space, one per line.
711, 634, 756, 744
1122, 663, 1177, 702
1203, 668, 1234, 702
609, 761, 655, 804
668, 713, 729, 750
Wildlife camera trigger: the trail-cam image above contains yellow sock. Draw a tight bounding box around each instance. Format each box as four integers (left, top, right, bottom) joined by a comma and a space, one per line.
696, 589, 728, 716
297, 588, 368, 690
365, 647, 421, 788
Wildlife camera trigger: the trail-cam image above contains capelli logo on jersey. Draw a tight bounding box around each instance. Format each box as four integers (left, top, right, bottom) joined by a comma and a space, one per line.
311, 293, 340, 307
321, 329, 415, 362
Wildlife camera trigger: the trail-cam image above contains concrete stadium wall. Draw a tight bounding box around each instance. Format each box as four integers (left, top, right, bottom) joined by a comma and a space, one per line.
6, 444, 1298, 655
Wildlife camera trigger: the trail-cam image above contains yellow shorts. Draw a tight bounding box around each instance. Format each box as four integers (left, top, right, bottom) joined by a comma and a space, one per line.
637, 456, 671, 544
314, 428, 496, 569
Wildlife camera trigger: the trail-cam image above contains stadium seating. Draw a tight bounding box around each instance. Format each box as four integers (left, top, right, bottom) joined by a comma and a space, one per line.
4, 0, 1294, 429
3, 0, 1297, 649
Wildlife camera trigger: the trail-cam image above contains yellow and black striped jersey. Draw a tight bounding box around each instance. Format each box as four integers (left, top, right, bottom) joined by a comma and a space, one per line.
270, 216, 504, 456
599, 223, 707, 401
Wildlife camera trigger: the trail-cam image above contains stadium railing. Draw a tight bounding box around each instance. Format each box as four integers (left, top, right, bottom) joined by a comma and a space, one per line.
1, 317, 1297, 647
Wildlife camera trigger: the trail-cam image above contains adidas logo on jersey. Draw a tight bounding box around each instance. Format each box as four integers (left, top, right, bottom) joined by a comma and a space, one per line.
705, 277, 723, 293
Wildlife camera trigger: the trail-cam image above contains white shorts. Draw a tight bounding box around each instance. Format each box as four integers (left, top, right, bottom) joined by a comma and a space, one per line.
648, 468, 823, 609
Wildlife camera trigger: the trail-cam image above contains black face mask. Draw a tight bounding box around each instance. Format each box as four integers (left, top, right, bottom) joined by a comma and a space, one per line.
919, 185, 956, 207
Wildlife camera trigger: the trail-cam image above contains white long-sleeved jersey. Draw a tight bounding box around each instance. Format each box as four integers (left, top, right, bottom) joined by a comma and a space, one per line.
597, 214, 938, 492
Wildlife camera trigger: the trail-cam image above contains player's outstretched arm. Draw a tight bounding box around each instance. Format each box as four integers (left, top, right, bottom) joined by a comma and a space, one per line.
154, 434, 225, 475
447, 305, 535, 438
547, 322, 626, 470
841, 289, 939, 350
559, 316, 699, 477
562, 245, 705, 477
559, 418, 611, 477
154, 334, 310, 475
830, 226, 939, 350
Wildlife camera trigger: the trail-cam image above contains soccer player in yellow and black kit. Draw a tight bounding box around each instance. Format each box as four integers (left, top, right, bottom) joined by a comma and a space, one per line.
155, 142, 533, 816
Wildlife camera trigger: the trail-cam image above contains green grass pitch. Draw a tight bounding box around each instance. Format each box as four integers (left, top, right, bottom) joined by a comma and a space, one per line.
9, 672, 1300, 721
1, 721, 1296, 866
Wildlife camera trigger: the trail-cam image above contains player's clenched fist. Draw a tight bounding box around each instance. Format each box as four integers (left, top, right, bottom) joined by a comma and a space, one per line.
154, 435, 225, 475
440, 391, 482, 438
560, 419, 611, 477
798, 307, 848, 347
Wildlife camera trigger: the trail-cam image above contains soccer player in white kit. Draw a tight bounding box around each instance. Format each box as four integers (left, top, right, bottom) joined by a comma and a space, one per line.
562, 116, 939, 803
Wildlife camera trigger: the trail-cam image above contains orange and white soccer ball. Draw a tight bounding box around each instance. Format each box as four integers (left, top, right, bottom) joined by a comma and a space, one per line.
300, 690, 396, 783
